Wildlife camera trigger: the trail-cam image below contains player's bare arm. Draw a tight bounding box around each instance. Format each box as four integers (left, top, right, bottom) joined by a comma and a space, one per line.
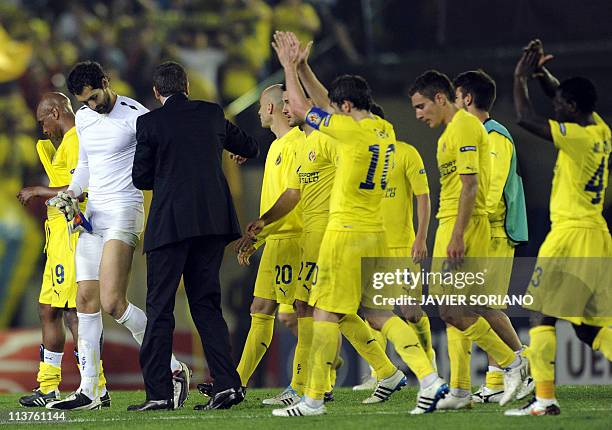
513, 49, 553, 141
528, 39, 559, 97
17, 185, 68, 206
247, 188, 301, 239
447, 174, 478, 262
412, 193, 430, 263
286, 32, 333, 112
273, 32, 311, 120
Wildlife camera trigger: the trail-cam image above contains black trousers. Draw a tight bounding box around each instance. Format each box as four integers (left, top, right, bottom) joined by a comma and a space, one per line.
140, 235, 240, 400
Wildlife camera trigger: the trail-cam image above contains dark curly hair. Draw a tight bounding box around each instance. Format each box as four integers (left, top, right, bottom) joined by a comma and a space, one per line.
67, 61, 107, 96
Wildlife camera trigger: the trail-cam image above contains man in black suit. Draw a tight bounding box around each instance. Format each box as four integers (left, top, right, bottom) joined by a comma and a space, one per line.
128, 61, 258, 411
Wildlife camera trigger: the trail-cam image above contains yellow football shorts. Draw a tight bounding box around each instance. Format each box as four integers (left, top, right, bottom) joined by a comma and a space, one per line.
39, 217, 78, 308
253, 236, 302, 305
430, 215, 491, 298
294, 230, 325, 304
486, 236, 515, 309
526, 226, 612, 326
309, 230, 389, 315
278, 304, 295, 314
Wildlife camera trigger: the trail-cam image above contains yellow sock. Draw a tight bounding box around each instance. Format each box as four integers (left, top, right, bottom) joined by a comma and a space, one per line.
339, 314, 396, 380
367, 322, 387, 378
381, 316, 434, 380
237, 313, 275, 385
410, 315, 434, 363
291, 317, 313, 395
485, 369, 504, 390
529, 325, 556, 399
446, 325, 472, 390
98, 360, 107, 392
304, 321, 339, 400
593, 326, 612, 361
462, 317, 515, 368
329, 332, 342, 390
37, 362, 61, 394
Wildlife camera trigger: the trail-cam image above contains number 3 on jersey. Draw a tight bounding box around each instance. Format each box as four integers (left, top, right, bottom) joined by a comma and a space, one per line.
585, 157, 606, 204
360, 144, 395, 190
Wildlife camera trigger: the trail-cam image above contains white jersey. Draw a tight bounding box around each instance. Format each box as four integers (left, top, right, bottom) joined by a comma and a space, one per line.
69, 95, 147, 212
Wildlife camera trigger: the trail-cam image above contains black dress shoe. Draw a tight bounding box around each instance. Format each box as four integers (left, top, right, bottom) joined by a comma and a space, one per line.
127, 399, 173, 411
197, 382, 214, 397
194, 387, 245, 410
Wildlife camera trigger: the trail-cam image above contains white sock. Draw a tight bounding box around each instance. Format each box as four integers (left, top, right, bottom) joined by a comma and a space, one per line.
450, 388, 470, 398
507, 355, 522, 369
536, 396, 557, 406
304, 395, 324, 408
419, 372, 438, 389
116, 302, 182, 372
42, 348, 63, 368
77, 311, 102, 400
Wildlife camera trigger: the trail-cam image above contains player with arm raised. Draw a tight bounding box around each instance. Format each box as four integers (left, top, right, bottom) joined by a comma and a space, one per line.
506, 39, 612, 416
270, 32, 447, 417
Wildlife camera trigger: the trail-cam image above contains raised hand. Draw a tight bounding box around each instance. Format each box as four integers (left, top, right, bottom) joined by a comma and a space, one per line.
286, 32, 312, 65
272, 31, 299, 68
525, 39, 554, 71
514, 48, 539, 79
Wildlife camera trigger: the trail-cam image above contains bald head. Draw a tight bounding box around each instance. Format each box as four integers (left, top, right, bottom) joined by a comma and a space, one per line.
261, 84, 284, 106
37, 92, 73, 117
36, 92, 75, 144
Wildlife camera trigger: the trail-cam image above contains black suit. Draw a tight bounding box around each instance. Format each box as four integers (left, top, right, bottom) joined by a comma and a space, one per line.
133, 93, 258, 401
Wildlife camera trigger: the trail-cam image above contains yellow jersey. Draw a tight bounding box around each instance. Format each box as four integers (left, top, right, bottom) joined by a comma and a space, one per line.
382, 141, 429, 248
305, 108, 396, 232
485, 122, 514, 237
548, 113, 611, 230
259, 126, 304, 239
287, 129, 338, 233
437, 109, 490, 219
36, 126, 85, 221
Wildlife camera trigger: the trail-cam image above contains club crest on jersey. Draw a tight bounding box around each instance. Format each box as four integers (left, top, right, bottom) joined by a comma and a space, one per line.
275, 154, 282, 165
308, 150, 316, 162
307, 111, 323, 127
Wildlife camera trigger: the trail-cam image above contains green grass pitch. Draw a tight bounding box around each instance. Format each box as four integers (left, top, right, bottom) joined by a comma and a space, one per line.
1, 386, 610, 429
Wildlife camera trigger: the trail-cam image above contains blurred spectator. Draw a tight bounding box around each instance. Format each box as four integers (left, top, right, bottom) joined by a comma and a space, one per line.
273, 0, 321, 44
